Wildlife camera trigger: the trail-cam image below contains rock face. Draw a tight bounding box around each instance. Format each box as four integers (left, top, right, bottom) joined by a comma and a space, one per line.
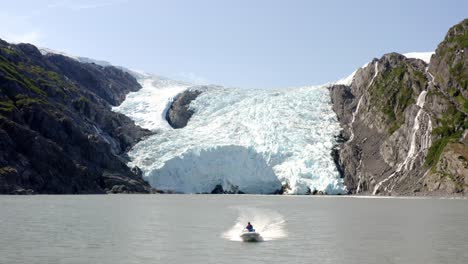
422, 19, 468, 195
166, 89, 202, 129
0, 39, 152, 194
330, 19, 467, 196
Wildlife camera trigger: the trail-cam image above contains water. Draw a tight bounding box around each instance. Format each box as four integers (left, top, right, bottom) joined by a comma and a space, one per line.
1, 195, 467, 264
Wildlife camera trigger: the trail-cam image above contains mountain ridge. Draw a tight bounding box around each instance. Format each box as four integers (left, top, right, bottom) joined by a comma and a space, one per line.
0, 19, 466, 195
329, 18, 467, 196
0, 40, 152, 194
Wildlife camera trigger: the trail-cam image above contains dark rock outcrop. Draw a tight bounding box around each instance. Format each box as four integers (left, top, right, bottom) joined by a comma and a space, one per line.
0, 40, 152, 194
210, 184, 245, 194
330, 19, 467, 196
166, 89, 202, 129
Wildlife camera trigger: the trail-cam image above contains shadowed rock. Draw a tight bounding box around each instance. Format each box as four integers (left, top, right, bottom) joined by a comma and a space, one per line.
0, 39, 152, 194
166, 89, 202, 129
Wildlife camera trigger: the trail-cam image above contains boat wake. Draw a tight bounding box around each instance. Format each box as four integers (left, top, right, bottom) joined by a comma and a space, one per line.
222, 207, 287, 242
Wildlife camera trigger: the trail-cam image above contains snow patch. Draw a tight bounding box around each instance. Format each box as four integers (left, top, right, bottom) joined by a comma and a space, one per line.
40, 47, 115, 68
335, 69, 358, 86
403, 52, 434, 64
39, 47, 80, 60
334, 62, 372, 86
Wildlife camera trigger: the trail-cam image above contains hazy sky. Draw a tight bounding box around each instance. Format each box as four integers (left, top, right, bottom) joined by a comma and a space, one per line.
1, 0, 466, 88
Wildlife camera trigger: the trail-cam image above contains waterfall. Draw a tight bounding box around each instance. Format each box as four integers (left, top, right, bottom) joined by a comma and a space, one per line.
356, 159, 363, 194
427, 68, 435, 86
348, 96, 363, 143
368, 62, 379, 88
373, 90, 432, 195
348, 62, 379, 143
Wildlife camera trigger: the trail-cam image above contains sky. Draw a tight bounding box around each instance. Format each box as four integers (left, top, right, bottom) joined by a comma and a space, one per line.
0, 0, 466, 89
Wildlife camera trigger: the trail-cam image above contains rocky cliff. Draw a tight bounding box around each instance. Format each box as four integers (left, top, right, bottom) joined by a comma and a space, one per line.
0, 40, 152, 194
166, 89, 202, 129
330, 19, 467, 196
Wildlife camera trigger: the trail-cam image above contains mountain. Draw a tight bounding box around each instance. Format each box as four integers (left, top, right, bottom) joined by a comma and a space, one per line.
0, 40, 152, 194
329, 19, 467, 196
0, 19, 465, 195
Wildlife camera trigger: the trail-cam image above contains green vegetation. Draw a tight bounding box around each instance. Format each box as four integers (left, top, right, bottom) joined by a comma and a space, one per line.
447, 87, 468, 113
447, 30, 468, 48
440, 170, 466, 190
0, 55, 46, 96
436, 21, 467, 86
77, 96, 90, 104
449, 62, 467, 90
413, 69, 428, 88
18, 64, 63, 83
72, 96, 92, 114
425, 132, 463, 169
445, 20, 468, 49
14, 94, 46, 107
388, 122, 401, 135
369, 64, 419, 134
452, 90, 468, 113
425, 103, 467, 168
0, 47, 16, 56
438, 22, 467, 90
0, 52, 76, 102
0, 99, 15, 112
432, 105, 465, 136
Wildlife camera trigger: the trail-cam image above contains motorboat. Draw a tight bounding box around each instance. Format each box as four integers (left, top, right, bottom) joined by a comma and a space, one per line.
240, 229, 262, 242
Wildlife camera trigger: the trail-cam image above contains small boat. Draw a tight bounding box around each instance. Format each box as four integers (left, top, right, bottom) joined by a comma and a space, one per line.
240, 229, 262, 242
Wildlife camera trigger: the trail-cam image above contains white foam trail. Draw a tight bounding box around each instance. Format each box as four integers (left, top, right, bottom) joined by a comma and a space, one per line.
222, 207, 287, 242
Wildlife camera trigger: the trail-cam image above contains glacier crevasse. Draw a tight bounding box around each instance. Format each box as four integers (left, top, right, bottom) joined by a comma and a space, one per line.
114, 75, 346, 194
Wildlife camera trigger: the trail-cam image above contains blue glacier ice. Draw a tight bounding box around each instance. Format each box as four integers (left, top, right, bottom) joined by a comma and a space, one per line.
113, 74, 346, 194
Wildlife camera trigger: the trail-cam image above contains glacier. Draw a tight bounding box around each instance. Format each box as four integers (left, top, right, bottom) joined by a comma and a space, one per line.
39, 47, 435, 195
113, 74, 346, 194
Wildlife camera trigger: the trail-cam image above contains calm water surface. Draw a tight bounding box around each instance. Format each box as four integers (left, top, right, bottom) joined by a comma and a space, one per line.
0, 195, 467, 264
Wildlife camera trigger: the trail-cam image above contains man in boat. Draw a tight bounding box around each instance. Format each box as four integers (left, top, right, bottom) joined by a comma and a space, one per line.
246, 222, 255, 232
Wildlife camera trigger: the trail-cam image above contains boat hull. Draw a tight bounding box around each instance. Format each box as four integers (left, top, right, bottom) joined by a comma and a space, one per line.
240, 232, 262, 242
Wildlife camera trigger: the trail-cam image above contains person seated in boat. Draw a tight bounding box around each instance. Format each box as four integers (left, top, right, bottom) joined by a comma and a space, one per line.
246, 222, 254, 232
